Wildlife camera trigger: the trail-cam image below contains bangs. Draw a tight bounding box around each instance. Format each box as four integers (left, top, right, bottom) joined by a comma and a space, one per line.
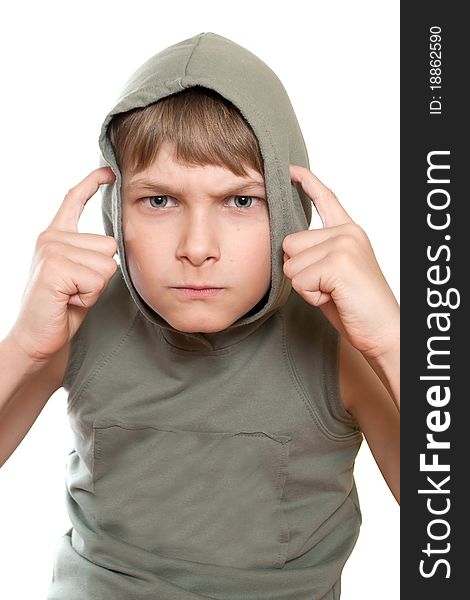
107, 86, 264, 178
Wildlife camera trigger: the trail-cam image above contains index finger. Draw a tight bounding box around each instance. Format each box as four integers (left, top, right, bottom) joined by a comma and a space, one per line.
47, 166, 116, 232
290, 164, 353, 228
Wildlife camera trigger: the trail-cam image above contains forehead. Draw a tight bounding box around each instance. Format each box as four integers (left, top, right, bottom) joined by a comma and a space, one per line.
122, 141, 265, 194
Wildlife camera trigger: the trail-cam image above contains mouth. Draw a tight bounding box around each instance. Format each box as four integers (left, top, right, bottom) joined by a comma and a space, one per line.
172, 286, 225, 298
174, 285, 224, 290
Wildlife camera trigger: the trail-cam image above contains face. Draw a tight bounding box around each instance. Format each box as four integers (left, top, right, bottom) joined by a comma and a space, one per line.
121, 141, 271, 334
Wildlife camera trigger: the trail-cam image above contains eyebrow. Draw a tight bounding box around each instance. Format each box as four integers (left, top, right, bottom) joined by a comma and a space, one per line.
124, 177, 266, 197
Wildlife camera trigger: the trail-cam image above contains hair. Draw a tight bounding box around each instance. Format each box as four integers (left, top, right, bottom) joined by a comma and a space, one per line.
107, 86, 264, 179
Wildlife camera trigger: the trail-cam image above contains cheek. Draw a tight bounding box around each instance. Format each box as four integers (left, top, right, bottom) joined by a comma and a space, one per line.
122, 220, 139, 265
259, 220, 272, 263
123, 223, 175, 287
122, 216, 154, 276
244, 224, 271, 281
122, 214, 137, 242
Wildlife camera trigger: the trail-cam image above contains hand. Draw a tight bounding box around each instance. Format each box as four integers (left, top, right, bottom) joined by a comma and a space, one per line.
283, 164, 399, 362
8, 167, 118, 363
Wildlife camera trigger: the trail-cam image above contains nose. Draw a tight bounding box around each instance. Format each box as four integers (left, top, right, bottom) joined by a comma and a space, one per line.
175, 209, 221, 266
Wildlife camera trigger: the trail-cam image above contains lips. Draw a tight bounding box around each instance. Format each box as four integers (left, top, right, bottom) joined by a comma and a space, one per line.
175, 285, 223, 290
172, 286, 225, 298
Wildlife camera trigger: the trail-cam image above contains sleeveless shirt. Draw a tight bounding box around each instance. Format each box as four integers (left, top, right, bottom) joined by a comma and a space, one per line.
47, 31, 363, 600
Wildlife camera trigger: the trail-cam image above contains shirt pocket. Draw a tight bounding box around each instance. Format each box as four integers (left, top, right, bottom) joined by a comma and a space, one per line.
92, 424, 292, 569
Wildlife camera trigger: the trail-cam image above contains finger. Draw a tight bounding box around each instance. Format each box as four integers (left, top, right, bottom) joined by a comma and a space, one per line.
47, 167, 116, 233
39, 230, 118, 257
289, 259, 333, 307
290, 164, 354, 228
41, 241, 118, 277
283, 241, 331, 281
282, 224, 344, 257
54, 257, 109, 308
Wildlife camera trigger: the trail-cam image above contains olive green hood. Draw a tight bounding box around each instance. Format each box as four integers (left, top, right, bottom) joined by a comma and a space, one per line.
98, 31, 311, 350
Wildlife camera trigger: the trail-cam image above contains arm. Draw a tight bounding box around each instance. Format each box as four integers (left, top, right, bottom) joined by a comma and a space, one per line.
1, 167, 118, 468
0, 336, 70, 468
339, 334, 400, 504
364, 336, 400, 411
283, 164, 400, 499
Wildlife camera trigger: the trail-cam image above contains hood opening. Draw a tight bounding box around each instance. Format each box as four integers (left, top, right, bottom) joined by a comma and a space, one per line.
99, 32, 312, 351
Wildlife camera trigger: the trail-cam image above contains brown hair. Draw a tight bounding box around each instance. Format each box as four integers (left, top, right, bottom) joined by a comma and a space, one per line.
107, 86, 264, 178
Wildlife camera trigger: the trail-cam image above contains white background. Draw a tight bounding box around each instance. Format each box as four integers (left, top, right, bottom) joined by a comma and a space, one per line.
0, 1, 400, 598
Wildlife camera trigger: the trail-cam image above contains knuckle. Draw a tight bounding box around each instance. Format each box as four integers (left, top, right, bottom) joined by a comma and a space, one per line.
332, 248, 353, 269
36, 229, 53, 247
95, 166, 109, 177
356, 224, 370, 244
95, 271, 107, 287
89, 271, 105, 293
333, 234, 352, 252
98, 273, 109, 291
334, 224, 367, 252
297, 165, 310, 178
105, 235, 118, 253
37, 254, 62, 279
106, 258, 118, 276
64, 186, 76, 200
346, 222, 368, 241
282, 235, 293, 252
39, 239, 61, 258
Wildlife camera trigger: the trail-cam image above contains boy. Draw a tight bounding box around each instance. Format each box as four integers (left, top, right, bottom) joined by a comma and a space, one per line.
0, 32, 399, 599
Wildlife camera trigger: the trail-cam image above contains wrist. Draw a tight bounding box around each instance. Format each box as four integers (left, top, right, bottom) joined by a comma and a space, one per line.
375, 330, 400, 371
2, 331, 50, 375
366, 328, 400, 410
365, 306, 400, 364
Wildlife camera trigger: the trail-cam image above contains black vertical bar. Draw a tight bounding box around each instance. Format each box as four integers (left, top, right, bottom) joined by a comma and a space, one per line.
401, 4, 468, 597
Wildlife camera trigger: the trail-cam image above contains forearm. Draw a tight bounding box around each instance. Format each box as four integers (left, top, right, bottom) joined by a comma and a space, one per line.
0, 334, 46, 417
0, 334, 65, 468
365, 338, 400, 411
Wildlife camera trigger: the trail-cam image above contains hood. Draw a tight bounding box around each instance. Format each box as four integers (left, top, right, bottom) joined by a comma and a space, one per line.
98, 31, 311, 351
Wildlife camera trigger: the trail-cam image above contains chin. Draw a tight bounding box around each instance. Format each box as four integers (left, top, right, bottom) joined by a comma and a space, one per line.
166, 312, 236, 334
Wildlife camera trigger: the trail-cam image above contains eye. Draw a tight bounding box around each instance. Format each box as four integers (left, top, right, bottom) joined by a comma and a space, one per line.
227, 195, 259, 209
143, 195, 176, 208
